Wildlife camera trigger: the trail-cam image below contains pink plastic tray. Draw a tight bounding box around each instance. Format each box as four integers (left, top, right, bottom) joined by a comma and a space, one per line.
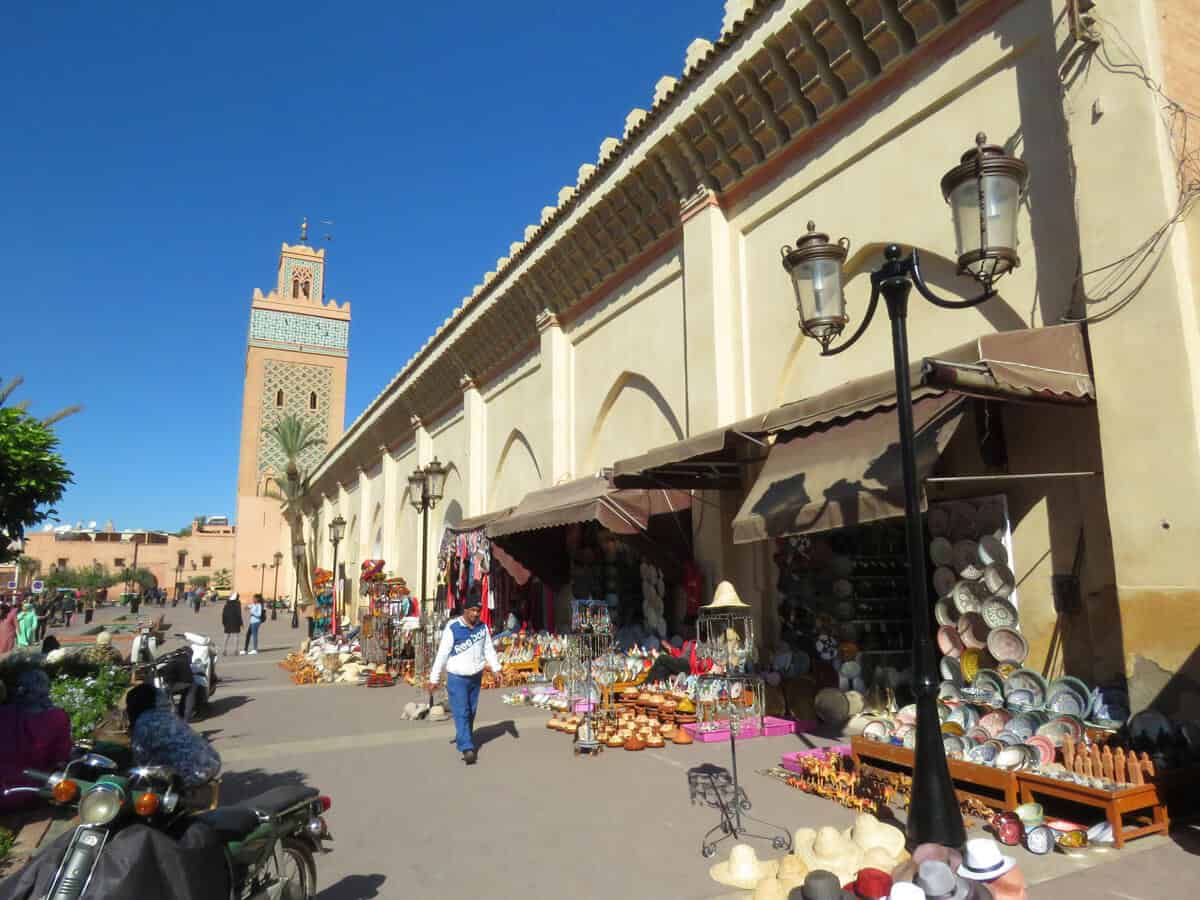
682, 717, 797, 742
780, 745, 852, 774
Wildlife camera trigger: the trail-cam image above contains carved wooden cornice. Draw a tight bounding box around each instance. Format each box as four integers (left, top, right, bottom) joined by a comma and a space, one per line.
307, 0, 991, 496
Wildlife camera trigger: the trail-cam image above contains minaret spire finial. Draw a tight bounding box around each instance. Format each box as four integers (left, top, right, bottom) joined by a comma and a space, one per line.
299, 217, 309, 243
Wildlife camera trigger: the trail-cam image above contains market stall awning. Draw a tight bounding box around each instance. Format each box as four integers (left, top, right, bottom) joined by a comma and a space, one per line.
611, 416, 766, 489
446, 507, 514, 533
732, 393, 967, 543
729, 324, 1095, 544
485, 475, 688, 538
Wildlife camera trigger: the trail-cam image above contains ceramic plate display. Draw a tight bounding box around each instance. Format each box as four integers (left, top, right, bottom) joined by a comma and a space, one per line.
930, 537, 954, 567
939, 682, 963, 702
935, 599, 959, 628
1006, 715, 1037, 741
995, 746, 1027, 770
1025, 735, 1057, 767
979, 709, 1012, 738
937, 625, 965, 658
972, 669, 1006, 702
1034, 720, 1072, 747
977, 534, 1009, 567
982, 562, 1016, 599
1005, 688, 1037, 710
862, 718, 891, 741
943, 735, 968, 757
933, 566, 958, 598
1055, 676, 1092, 702
976, 501, 1006, 537
942, 721, 966, 736
940, 656, 964, 686
959, 647, 983, 683
927, 506, 950, 538
953, 540, 983, 580
987, 626, 1029, 665
995, 730, 1022, 747
981, 597, 1019, 631
966, 726, 991, 745
1006, 668, 1048, 707
957, 612, 990, 650
1046, 685, 1088, 718
952, 580, 985, 616
967, 742, 999, 765
897, 704, 917, 727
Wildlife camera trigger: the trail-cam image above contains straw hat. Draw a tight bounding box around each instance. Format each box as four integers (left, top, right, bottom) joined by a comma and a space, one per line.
844, 813, 906, 861
708, 843, 778, 889
705, 580, 750, 610
750, 876, 790, 900
777, 854, 809, 891
794, 827, 864, 886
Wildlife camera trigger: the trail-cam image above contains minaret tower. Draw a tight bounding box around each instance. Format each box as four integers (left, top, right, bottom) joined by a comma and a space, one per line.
232, 222, 350, 596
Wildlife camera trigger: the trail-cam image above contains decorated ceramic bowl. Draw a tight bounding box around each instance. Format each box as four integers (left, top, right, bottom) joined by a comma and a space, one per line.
995, 730, 1022, 747
979, 709, 1012, 738
977, 534, 1009, 567
937, 626, 965, 658
958, 612, 990, 650
1025, 735, 1057, 767
982, 562, 1016, 598
1005, 669, 1048, 707
995, 745, 1027, 770
940, 656, 964, 686
968, 742, 999, 765
954, 540, 983, 580
959, 648, 982, 683
930, 537, 954, 567
952, 580, 986, 615
987, 626, 1028, 665
935, 599, 959, 628
981, 598, 1019, 631
933, 566, 958, 598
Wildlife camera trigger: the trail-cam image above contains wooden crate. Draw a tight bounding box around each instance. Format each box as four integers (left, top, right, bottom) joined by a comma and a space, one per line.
1016, 771, 1168, 848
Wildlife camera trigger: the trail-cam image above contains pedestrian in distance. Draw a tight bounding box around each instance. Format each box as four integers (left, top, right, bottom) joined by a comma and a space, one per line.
60, 593, 75, 628
0, 602, 16, 654
428, 585, 502, 766
192, 590, 202, 614
241, 595, 264, 655
34, 597, 49, 642
221, 593, 243, 657
129, 591, 141, 616
17, 602, 38, 648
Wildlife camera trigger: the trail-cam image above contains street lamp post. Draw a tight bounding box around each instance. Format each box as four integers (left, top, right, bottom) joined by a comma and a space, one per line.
329, 516, 346, 633
291, 539, 306, 630
778, 134, 1027, 849
271, 551, 282, 620
408, 457, 448, 618
257, 562, 267, 597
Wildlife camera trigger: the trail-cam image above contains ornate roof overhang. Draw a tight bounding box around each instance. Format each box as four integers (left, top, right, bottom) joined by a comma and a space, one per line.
305, 0, 1004, 503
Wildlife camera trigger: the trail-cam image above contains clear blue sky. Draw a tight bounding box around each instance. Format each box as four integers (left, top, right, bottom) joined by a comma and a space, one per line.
3, 0, 718, 532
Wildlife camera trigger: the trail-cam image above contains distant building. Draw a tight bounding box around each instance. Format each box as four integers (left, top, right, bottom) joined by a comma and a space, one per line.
21, 518, 235, 595
232, 232, 349, 597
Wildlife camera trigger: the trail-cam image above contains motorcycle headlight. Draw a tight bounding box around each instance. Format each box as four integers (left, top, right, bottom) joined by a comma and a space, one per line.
79, 784, 125, 825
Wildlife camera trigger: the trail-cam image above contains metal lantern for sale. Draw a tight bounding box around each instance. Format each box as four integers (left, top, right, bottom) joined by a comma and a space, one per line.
697, 581, 757, 675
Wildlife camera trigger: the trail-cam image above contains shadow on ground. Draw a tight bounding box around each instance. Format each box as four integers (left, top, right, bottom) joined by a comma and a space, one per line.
202, 694, 254, 718
218, 767, 311, 805
317, 874, 386, 899
476, 720, 519, 748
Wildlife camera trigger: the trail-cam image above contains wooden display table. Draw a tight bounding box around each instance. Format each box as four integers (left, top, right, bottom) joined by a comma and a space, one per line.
1016, 771, 1168, 848
851, 737, 1018, 812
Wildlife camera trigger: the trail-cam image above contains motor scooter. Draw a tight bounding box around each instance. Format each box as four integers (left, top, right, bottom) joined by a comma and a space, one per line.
2, 748, 332, 900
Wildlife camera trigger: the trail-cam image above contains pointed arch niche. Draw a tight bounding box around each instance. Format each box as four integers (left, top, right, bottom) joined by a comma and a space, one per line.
583, 371, 684, 473
490, 428, 542, 510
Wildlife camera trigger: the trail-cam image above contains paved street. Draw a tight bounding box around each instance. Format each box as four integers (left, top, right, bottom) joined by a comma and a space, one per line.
35, 605, 1200, 898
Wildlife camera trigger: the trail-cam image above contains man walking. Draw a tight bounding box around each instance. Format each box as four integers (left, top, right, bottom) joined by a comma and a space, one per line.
428, 588, 501, 765
60, 592, 75, 628
241, 594, 264, 655
220, 593, 242, 657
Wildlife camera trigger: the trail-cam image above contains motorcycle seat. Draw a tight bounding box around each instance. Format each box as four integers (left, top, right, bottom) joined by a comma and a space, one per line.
195, 806, 260, 842
244, 785, 320, 817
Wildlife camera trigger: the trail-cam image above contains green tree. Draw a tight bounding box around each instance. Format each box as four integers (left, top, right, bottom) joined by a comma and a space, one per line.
119, 567, 155, 592
43, 563, 118, 593
262, 414, 324, 608
188, 574, 211, 589
212, 568, 232, 591
0, 378, 79, 563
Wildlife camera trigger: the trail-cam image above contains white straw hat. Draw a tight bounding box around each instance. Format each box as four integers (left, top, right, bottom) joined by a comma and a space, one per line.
704, 580, 750, 610
708, 843, 778, 889
957, 838, 1015, 881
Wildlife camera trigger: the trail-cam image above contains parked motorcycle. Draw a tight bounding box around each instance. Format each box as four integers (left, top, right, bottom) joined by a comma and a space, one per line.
133, 631, 218, 721
2, 749, 332, 900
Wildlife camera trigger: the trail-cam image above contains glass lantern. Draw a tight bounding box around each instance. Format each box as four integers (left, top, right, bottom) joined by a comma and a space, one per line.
781, 222, 850, 352
940, 133, 1029, 284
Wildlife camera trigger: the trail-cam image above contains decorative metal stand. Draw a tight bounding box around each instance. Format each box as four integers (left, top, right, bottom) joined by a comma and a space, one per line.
569, 610, 612, 757
695, 674, 791, 858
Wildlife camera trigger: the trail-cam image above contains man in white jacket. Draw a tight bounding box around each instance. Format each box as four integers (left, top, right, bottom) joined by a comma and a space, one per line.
429, 588, 501, 765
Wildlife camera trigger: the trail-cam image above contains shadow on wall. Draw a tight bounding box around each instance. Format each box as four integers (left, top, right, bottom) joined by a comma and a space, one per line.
584, 371, 684, 471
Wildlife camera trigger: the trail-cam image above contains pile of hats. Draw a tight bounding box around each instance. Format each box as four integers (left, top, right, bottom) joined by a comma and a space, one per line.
709, 830, 1025, 899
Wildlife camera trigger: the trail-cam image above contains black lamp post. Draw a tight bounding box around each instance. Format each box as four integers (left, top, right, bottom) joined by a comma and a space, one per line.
271, 551, 282, 620
779, 134, 1028, 848
329, 515, 346, 631
291, 539, 306, 629
408, 457, 448, 618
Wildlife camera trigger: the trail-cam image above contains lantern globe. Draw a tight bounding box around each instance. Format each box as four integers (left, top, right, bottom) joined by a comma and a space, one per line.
407, 469, 427, 511
781, 222, 849, 352
425, 457, 448, 505
329, 515, 347, 545
940, 134, 1029, 283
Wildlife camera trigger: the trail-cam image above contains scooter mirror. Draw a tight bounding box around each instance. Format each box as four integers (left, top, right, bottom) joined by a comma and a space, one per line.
76, 754, 119, 771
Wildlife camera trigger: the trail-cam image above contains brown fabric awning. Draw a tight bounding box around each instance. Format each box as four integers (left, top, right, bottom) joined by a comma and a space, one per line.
447, 507, 514, 533
611, 324, 1093, 491
612, 418, 765, 489
731, 393, 967, 544
485, 475, 689, 539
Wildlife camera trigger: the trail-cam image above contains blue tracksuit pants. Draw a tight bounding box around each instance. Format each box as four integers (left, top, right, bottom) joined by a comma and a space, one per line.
447, 671, 483, 752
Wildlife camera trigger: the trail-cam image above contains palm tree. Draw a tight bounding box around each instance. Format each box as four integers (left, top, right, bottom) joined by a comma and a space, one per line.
16, 555, 40, 588
262, 414, 325, 608
1, 376, 83, 425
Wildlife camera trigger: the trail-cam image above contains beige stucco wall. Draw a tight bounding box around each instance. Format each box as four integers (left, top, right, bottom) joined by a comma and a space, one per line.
286, 0, 1200, 711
